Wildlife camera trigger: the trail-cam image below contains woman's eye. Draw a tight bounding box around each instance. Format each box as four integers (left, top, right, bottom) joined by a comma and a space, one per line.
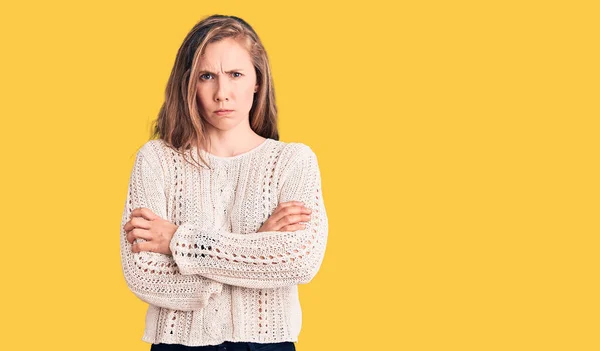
200, 73, 212, 80
232, 72, 242, 78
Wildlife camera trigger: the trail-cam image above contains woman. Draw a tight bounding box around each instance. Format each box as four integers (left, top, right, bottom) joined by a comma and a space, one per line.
119, 14, 328, 351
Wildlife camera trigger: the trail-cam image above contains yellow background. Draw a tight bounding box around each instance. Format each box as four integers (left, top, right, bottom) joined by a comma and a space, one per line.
1, 0, 598, 350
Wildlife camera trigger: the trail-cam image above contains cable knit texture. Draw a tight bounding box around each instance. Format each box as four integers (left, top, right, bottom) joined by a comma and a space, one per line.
119, 138, 328, 346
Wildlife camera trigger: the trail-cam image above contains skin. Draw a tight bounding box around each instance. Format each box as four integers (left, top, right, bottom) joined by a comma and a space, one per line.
124, 37, 311, 255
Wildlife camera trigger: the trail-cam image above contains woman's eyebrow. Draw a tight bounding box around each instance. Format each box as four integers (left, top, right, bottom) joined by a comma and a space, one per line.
199, 69, 245, 74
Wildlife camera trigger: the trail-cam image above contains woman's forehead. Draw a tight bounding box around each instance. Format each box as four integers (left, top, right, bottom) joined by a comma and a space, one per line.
199, 38, 252, 70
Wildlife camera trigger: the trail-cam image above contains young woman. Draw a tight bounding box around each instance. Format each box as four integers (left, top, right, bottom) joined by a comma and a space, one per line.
120, 14, 328, 351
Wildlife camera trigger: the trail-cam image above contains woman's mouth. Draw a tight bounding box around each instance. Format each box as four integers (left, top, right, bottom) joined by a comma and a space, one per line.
215, 109, 234, 116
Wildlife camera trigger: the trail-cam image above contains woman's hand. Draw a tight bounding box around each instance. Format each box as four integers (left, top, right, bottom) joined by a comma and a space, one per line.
258, 201, 312, 232
124, 207, 178, 255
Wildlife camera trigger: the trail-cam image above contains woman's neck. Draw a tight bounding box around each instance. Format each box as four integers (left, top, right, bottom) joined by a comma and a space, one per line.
202, 131, 266, 158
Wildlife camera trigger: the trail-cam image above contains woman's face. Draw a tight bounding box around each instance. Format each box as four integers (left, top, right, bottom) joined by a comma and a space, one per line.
195, 37, 258, 133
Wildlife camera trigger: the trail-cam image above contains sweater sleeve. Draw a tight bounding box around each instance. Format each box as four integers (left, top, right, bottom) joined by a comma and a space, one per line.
169, 145, 329, 289
119, 145, 223, 311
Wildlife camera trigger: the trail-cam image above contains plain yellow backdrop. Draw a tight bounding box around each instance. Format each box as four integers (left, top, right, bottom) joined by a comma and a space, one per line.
1, 0, 598, 350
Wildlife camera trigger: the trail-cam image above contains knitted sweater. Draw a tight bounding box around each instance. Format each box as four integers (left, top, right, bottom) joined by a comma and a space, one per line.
119, 138, 328, 346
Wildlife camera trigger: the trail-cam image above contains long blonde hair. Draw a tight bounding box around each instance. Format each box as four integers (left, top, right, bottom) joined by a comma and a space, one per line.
150, 14, 279, 169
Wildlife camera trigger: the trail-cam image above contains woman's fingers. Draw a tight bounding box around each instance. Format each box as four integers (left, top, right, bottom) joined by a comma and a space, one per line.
279, 223, 307, 232
269, 204, 312, 224
130, 207, 159, 221
276, 214, 311, 227
126, 228, 153, 244
123, 216, 151, 233
257, 201, 312, 232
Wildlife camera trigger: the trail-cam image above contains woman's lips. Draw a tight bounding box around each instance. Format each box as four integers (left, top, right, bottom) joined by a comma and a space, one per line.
215, 110, 233, 116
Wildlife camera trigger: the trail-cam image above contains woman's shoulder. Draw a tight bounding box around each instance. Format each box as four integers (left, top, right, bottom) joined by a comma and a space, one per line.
138, 138, 194, 159
134, 139, 166, 162
271, 138, 313, 155
138, 138, 163, 153
133, 139, 180, 176
271, 139, 318, 170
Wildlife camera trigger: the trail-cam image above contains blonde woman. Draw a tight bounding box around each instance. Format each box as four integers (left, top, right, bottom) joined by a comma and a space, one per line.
120, 14, 328, 351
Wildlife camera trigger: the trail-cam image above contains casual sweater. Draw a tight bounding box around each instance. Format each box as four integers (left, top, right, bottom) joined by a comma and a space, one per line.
119, 138, 328, 346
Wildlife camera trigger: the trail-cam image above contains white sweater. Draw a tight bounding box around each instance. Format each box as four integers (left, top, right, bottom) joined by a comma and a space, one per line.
119, 138, 328, 346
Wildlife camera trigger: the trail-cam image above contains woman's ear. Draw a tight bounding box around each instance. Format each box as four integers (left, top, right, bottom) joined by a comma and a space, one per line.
254, 84, 258, 93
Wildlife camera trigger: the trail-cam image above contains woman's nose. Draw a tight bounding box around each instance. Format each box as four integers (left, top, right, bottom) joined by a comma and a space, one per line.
215, 80, 230, 101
